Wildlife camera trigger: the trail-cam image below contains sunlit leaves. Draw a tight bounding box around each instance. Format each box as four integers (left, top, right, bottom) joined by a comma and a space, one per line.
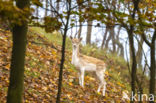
44, 16, 62, 32
0, 0, 33, 26
0, 28, 131, 102
76, 0, 84, 6
31, 0, 42, 7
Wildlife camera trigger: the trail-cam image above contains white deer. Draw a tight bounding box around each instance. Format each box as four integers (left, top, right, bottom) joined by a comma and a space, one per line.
70, 36, 107, 96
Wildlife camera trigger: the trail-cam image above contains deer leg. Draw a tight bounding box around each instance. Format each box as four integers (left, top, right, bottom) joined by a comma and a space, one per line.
78, 72, 81, 86
96, 71, 104, 94
103, 81, 107, 96
97, 82, 103, 93
80, 68, 85, 88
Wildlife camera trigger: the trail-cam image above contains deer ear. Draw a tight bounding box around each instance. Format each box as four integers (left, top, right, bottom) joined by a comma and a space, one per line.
79, 37, 82, 42
70, 36, 73, 40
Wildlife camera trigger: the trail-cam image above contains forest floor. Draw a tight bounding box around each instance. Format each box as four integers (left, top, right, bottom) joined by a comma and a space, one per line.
0, 27, 133, 103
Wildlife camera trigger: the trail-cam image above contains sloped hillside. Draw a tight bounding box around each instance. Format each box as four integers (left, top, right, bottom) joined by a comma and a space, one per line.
0, 27, 130, 103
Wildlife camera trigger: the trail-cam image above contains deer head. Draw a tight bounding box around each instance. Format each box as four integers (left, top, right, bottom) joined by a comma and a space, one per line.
70, 36, 82, 50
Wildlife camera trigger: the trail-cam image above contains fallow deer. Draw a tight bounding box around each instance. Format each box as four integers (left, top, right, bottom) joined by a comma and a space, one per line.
70, 36, 107, 96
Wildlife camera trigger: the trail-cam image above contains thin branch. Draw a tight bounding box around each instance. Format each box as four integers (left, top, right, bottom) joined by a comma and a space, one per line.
67, 24, 121, 30
151, 28, 156, 43
141, 32, 151, 46
28, 24, 64, 30
136, 7, 151, 46
70, 0, 88, 10
113, 11, 129, 30
134, 35, 150, 69
46, 0, 66, 26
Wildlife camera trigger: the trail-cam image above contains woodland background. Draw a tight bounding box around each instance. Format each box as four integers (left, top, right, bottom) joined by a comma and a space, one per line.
0, 0, 155, 103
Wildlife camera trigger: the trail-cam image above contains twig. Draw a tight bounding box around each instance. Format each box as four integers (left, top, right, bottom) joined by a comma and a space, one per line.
134, 35, 150, 69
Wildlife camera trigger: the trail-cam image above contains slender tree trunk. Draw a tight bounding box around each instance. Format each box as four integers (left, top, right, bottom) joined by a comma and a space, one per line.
45, 0, 48, 17
128, 27, 137, 101
36, 6, 39, 22
86, 20, 92, 44
115, 40, 124, 57
78, 21, 82, 38
105, 31, 111, 49
129, 1, 139, 102
119, 44, 124, 57
110, 26, 116, 52
136, 37, 143, 69
56, 0, 60, 11
56, 1, 71, 103
149, 29, 156, 103
77, 3, 82, 38
7, 0, 29, 103
137, 5, 155, 102
50, 0, 53, 17
86, 1, 92, 44
101, 26, 108, 49
115, 26, 124, 57
56, 26, 67, 103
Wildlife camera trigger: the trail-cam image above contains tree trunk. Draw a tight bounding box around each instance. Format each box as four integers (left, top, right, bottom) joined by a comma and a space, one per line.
36, 6, 39, 22
110, 26, 116, 52
56, 25, 68, 103
105, 31, 111, 49
137, 4, 155, 102
119, 44, 124, 57
86, 20, 92, 44
115, 26, 123, 57
136, 37, 143, 69
101, 26, 108, 49
149, 29, 156, 103
115, 40, 124, 57
56, 1, 71, 103
128, 27, 137, 100
78, 21, 82, 38
45, 0, 48, 17
86, 1, 92, 44
129, 1, 139, 102
77, 3, 82, 38
7, 0, 29, 103
56, 0, 60, 11
50, 0, 53, 17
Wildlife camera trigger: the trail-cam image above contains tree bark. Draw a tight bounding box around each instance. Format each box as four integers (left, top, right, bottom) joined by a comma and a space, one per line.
78, 21, 82, 38
56, 0, 60, 11
110, 26, 116, 52
56, 1, 71, 103
36, 6, 39, 22
7, 0, 29, 103
76, 0, 82, 38
136, 3, 155, 102
86, 20, 92, 44
101, 26, 108, 49
86, 1, 92, 44
50, 0, 53, 17
149, 29, 156, 103
105, 31, 111, 49
45, 0, 48, 17
128, 27, 137, 96
115, 40, 124, 57
115, 26, 124, 57
129, 1, 139, 103
136, 37, 143, 69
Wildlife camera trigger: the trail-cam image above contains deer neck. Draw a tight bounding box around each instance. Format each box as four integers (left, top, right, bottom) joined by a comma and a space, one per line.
71, 47, 80, 65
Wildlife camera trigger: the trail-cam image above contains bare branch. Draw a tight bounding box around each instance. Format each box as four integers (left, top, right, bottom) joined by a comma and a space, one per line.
67, 24, 121, 30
